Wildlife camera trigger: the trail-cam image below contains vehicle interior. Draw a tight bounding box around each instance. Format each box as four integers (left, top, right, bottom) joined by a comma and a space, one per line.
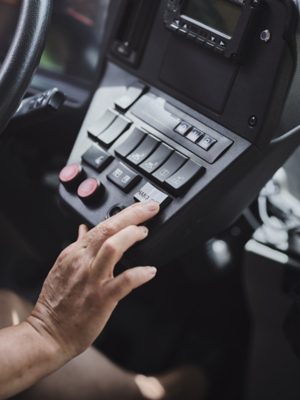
2, 0, 300, 398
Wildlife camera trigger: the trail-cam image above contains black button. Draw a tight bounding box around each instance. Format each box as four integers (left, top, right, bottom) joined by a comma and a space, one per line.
114, 83, 146, 112
115, 128, 146, 158
140, 143, 173, 174
82, 145, 113, 172
186, 128, 204, 143
198, 135, 217, 151
107, 163, 141, 193
152, 152, 187, 183
97, 115, 131, 147
165, 160, 206, 195
134, 183, 171, 208
127, 135, 160, 165
174, 121, 192, 136
107, 205, 125, 218
88, 110, 118, 140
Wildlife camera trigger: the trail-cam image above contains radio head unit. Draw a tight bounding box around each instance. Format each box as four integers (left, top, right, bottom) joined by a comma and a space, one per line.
164, 0, 262, 60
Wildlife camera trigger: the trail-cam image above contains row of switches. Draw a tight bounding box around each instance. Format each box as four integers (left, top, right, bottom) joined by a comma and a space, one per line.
115, 128, 205, 195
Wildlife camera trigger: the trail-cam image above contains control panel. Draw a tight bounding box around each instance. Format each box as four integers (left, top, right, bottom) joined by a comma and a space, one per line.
163, 0, 262, 60
59, 66, 250, 266
59, 0, 299, 266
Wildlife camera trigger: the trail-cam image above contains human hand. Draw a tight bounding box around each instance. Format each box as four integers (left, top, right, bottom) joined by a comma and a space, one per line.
26, 201, 159, 361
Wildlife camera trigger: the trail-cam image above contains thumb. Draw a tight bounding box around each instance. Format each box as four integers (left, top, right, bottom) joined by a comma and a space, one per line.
107, 266, 157, 302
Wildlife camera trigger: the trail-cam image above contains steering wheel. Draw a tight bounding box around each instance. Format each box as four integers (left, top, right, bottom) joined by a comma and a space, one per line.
0, 0, 52, 134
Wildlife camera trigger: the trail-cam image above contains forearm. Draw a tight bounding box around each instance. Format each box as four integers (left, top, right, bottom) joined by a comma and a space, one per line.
0, 321, 66, 399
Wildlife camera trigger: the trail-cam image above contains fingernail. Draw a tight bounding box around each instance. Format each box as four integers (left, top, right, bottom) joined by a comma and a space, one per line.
141, 226, 149, 236
146, 266, 157, 276
142, 201, 160, 212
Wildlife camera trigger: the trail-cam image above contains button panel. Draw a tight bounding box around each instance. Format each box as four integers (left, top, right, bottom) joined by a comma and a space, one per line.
165, 17, 228, 56
61, 91, 234, 215
131, 94, 233, 164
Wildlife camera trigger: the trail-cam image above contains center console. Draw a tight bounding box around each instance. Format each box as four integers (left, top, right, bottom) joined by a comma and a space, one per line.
59, 0, 299, 266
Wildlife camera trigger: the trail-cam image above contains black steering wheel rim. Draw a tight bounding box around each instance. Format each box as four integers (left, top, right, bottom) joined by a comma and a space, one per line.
0, 0, 52, 134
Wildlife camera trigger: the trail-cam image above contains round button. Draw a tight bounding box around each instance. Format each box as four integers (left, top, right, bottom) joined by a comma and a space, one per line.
77, 178, 102, 203
107, 205, 125, 218
59, 164, 85, 191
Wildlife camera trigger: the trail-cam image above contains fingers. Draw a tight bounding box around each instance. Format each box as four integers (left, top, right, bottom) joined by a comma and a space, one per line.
77, 224, 89, 240
106, 266, 157, 302
92, 225, 149, 278
84, 201, 160, 254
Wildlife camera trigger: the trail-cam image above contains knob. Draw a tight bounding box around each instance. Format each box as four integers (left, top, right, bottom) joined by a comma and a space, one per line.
59, 163, 86, 191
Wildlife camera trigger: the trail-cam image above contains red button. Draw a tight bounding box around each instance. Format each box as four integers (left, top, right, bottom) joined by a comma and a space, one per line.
59, 164, 82, 184
77, 178, 100, 200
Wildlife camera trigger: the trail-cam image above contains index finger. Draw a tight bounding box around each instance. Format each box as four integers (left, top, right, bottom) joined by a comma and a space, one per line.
82, 201, 160, 254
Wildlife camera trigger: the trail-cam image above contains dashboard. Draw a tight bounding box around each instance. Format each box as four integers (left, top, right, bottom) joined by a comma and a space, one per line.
3, 0, 299, 266
57, 0, 300, 266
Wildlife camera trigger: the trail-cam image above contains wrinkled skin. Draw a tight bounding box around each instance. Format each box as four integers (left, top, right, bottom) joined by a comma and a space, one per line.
27, 201, 159, 359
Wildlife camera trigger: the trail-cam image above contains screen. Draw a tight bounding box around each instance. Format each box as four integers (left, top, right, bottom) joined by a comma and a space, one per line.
182, 0, 243, 37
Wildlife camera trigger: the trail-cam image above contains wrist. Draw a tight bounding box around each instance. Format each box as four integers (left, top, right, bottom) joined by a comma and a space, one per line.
23, 316, 70, 370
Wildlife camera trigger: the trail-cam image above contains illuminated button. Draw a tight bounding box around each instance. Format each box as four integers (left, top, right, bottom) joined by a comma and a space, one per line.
107, 163, 141, 193
77, 178, 102, 203
153, 152, 187, 183
59, 164, 85, 191
127, 135, 160, 165
82, 145, 113, 172
165, 160, 205, 195
186, 128, 204, 143
97, 115, 132, 148
87, 110, 118, 140
174, 121, 192, 136
198, 134, 217, 151
134, 183, 171, 208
